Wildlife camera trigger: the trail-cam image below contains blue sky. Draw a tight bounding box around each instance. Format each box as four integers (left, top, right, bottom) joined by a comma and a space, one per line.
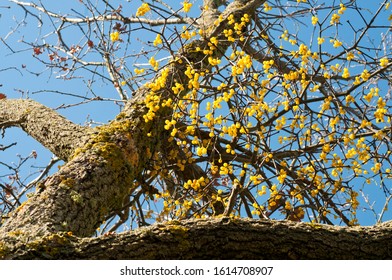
1, 0, 392, 227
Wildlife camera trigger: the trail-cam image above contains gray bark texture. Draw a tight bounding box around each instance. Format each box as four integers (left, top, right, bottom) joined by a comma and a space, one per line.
1, 0, 391, 259
2, 218, 392, 259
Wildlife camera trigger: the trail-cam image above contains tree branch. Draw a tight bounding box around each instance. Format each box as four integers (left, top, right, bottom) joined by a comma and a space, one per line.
2, 218, 392, 259
0, 99, 91, 161
10, 0, 193, 26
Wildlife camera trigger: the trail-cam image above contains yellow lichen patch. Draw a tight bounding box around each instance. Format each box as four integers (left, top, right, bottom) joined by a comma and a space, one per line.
163, 224, 191, 250
305, 222, 323, 229
71, 119, 139, 168
15, 201, 28, 212
70, 190, 83, 204
0, 242, 10, 258
59, 178, 76, 189
166, 224, 189, 235
24, 233, 74, 258
7, 230, 24, 237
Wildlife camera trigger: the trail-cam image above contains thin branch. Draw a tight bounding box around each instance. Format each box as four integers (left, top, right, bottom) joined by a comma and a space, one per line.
10, 0, 193, 26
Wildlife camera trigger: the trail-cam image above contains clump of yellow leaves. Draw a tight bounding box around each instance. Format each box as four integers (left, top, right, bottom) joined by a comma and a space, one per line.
136, 3, 150, 17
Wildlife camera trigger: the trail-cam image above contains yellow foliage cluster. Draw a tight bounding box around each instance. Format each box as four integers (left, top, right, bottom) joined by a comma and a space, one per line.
110, 2, 392, 226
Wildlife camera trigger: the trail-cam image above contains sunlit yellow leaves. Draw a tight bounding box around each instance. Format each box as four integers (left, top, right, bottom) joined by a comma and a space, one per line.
283, 70, 299, 81
349, 191, 359, 213
363, 87, 379, 103
330, 39, 342, 48
223, 28, 235, 42
371, 162, 382, 173
110, 31, 120, 42
219, 163, 233, 175
284, 200, 292, 211
181, 28, 197, 40
268, 185, 284, 210
131, 1, 392, 225
170, 127, 178, 137
134, 68, 145, 75
225, 144, 235, 155
317, 37, 325, 44
346, 148, 357, 159
263, 3, 272, 12
342, 134, 355, 146
241, 13, 250, 23
231, 54, 252, 75
323, 71, 331, 79
373, 130, 385, 140
153, 34, 162, 46
363, 92, 373, 103
320, 96, 333, 114
164, 119, 176, 131
329, 116, 340, 130
182, 1, 192, 13
275, 116, 286, 130
252, 202, 264, 216
322, 143, 331, 154
210, 36, 218, 46
142, 68, 170, 122
227, 13, 235, 25
338, 3, 347, 14
148, 57, 159, 71
346, 52, 355, 60
330, 13, 340, 25
257, 185, 267, 196
311, 15, 318, 25
297, 44, 312, 64
374, 97, 387, 122
171, 82, 185, 95
281, 30, 289, 41
345, 94, 355, 104
380, 57, 389, 67
342, 67, 350, 79
353, 76, 361, 85
277, 169, 287, 184
289, 39, 297, 45
262, 59, 274, 73
330, 63, 341, 73
136, 3, 150, 16
331, 155, 344, 178
196, 146, 207, 157
359, 120, 371, 129
208, 56, 221, 66
188, 71, 200, 89
360, 69, 371, 81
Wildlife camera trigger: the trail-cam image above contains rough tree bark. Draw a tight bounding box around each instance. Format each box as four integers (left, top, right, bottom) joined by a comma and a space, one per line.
0, 0, 391, 259
2, 218, 392, 259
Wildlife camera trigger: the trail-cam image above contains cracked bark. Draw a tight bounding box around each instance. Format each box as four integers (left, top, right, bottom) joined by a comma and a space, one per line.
0, 99, 90, 161
3, 218, 392, 259
2, 0, 391, 260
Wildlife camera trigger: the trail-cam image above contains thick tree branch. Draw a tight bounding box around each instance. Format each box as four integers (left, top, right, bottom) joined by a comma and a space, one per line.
1, 218, 392, 259
0, 99, 91, 161
0, 117, 143, 239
